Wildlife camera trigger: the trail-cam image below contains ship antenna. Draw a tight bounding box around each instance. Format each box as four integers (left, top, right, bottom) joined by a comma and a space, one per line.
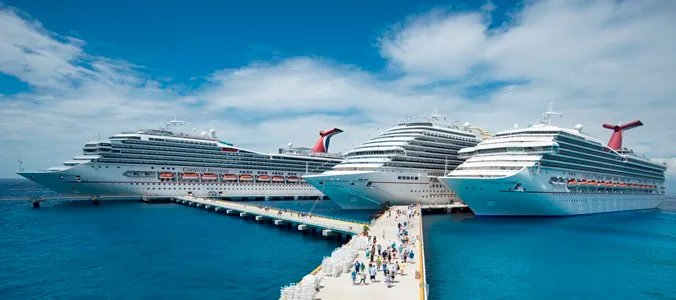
538, 102, 563, 126
160, 116, 186, 131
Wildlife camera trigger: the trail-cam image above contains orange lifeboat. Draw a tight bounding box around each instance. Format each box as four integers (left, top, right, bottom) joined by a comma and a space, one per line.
222, 174, 238, 181
159, 172, 174, 179
272, 176, 285, 182
181, 173, 199, 180
239, 174, 254, 181
257, 175, 271, 182
287, 176, 300, 182
567, 179, 577, 185
202, 173, 218, 181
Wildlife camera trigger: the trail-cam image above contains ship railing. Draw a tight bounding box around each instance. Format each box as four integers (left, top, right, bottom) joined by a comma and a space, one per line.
264, 206, 370, 225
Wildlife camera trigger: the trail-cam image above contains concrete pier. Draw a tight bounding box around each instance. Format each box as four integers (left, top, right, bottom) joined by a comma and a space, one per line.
175, 196, 364, 236
292, 205, 428, 300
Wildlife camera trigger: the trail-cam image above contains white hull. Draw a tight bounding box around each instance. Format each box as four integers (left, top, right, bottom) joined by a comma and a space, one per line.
439, 167, 666, 217
303, 169, 459, 210
19, 162, 325, 200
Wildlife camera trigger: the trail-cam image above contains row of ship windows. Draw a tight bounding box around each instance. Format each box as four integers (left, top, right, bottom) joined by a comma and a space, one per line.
557, 136, 663, 172
119, 141, 339, 163
122, 182, 310, 186
455, 166, 523, 171
139, 187, 314, 191
398, 176, 419, 180
103, 151, 334, 166
493, 131, 560, 137
560, 173, 658, 185
558, 145, 663, 174
542, 156, 663, 180
95, 159, 330, 172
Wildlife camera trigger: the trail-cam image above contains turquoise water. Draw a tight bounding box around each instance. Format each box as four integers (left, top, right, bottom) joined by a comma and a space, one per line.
2, 178, 675, 299
423, 207, 676, 300
0, 179, 372, 299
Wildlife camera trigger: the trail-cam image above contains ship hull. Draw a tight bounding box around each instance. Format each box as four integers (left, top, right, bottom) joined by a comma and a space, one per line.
303, 169, 458, 210
18, 163, 326, 200
439, 167, 665, 217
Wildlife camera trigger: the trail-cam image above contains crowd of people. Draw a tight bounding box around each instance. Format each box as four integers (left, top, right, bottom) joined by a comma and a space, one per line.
350, 204, 420, 288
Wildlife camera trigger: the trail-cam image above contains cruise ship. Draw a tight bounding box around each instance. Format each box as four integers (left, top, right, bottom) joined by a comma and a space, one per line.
18, 120, 345, 200
303, 114, 487, 209
439, 104, 668, 217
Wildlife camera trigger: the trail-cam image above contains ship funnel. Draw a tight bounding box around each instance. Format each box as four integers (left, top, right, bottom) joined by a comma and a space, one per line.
602, 120, 643, 150
311, 128, 343, 153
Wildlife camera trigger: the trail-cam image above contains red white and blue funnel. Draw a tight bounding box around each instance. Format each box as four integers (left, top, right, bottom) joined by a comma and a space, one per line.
311, 128, 343, 153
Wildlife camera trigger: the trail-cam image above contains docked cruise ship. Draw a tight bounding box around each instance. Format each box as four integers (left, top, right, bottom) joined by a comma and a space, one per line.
303, 114, 487, 209
439, 104, 668, 217
18, 120, 345, 200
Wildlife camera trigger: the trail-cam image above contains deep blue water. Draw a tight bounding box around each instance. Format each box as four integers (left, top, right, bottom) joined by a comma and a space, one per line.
0, 179, 372, 299
424, 205, 676, 300
2, 178, 675, 299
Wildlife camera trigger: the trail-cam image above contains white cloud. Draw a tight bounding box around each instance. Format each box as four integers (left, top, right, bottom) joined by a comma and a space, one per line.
1, 0, 676, 181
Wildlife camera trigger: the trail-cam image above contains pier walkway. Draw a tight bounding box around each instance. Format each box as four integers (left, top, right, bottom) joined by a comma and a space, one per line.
291, 205, 428, 300
173, 196, 364, 236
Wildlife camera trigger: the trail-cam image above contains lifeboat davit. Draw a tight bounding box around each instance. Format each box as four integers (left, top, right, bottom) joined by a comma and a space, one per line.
240, 174, 254, 181
202, 173, 218, 181
159, 172, 174, 179
257, 175, 271, 182
272, 176, 285, 182
181, 173, 199, 180
222, 174, 238, 181
287, 176, 300, 182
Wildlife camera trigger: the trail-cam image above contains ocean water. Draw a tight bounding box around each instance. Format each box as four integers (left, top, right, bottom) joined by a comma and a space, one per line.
0, 179, 372, 300
2, 178, 675, 300
424, 202, 676, 300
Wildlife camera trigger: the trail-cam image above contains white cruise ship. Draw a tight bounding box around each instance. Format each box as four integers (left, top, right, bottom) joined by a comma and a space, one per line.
302, 114, 486, 209
18, 120, 345, 200
438, 104, 668, 217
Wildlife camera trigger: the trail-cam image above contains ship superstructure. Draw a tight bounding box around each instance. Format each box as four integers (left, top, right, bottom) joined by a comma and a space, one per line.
303, 113, 485, 209
18, 119, 344, 200
439, 104, 667, 217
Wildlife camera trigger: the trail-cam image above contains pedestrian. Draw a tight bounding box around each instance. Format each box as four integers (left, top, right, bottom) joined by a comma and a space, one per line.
360, 271, 367, 285
354, 261, 360, 273
385, 272, 391, 287
351, 269, 357, 285
376, 256, 382, 270
360, 262, 365, 273
369, 265, 377, 282
382, 262, 387, 276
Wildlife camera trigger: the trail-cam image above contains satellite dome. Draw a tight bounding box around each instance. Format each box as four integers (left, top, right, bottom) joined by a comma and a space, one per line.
575, 124, 583, 132
200, 131, 207, 137
463, 122, 471, 130
288, 143, 293, 148
209, 129, 216, 138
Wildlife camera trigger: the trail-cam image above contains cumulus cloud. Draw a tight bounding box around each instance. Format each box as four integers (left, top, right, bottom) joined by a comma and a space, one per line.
1, 0, 675, 180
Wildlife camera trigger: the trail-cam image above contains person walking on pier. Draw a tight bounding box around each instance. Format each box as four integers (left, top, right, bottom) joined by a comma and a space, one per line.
351, 269, 357, 285
369, 264, 377, 282
354, 261, 361, 274
359, 270, 367, 285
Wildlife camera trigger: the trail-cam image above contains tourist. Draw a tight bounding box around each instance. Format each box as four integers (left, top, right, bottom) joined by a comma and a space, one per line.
390, 263, 397, 282
376, 256, 382, 271
354, 261, 361, 273
377, 244, 382, 256
409, 251, 414, 261
360, 271, 367, 285
369, 264, 377, 282
385, 272, 392, 288
360, 262, 365, 273
400, 262, 406, 275
382, 262, 387, 276
351, 269, 357, 285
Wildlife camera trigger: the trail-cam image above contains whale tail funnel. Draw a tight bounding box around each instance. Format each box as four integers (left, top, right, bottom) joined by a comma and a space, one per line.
602, 120, 643, 150
311, 128, 343, 153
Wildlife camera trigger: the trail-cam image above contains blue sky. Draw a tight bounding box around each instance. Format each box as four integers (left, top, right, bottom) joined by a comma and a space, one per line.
0, 0, 675, 189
